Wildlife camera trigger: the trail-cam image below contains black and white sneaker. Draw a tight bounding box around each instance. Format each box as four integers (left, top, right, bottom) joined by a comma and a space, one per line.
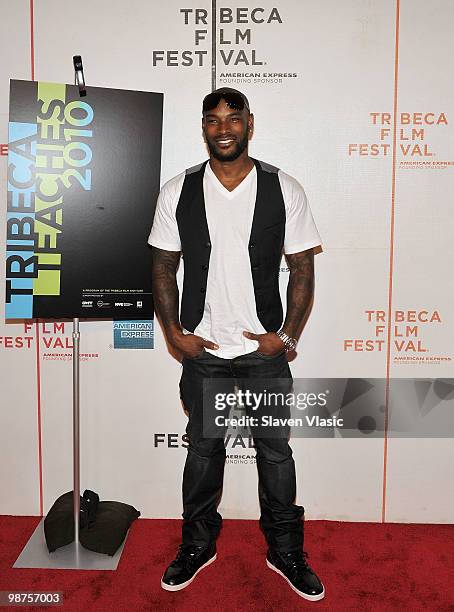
161, 542, 217, 591
266, 549, 325, 601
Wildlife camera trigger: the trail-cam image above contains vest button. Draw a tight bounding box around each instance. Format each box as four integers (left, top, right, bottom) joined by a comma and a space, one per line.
258, 310, 264, 315
205, 241, 211, 248
252, 266, 258, 271
201, 264, 208, 270
249, 242, 255, 248
198, 308, 203, 314
200, 287, 206, 293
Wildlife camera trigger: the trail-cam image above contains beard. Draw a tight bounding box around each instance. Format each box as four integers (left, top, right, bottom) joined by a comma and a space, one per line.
205, 130, 249, 162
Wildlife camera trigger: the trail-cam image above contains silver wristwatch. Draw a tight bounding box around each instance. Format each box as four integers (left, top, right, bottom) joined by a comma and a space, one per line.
276, 329, 298, 352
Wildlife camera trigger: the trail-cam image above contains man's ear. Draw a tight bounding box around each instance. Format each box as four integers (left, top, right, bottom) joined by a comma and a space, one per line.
201, 116, 207, 141
248, 113, 254, 138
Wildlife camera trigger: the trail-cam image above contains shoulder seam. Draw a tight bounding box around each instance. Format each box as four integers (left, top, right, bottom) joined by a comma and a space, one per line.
186, 161, 207, 175
255, 159, 279, 174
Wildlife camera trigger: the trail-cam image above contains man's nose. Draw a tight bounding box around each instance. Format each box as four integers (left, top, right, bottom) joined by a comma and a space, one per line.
217, 120, 229, 133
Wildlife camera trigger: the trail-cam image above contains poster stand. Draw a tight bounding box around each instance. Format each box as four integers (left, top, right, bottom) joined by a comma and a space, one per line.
13, 60, 128, 570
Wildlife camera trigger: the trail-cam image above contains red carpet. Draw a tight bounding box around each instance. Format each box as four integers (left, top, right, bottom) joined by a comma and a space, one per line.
0, 516, 453, 611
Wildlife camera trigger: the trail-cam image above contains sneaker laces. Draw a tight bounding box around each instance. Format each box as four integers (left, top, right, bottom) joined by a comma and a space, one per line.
175, 544, 205, 570
282, 550, 312, 578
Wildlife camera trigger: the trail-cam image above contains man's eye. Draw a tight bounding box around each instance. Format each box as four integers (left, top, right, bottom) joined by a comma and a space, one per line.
231, 117, 239, 122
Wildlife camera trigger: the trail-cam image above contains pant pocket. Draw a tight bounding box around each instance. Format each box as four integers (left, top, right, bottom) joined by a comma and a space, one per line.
254, 349, 286, 359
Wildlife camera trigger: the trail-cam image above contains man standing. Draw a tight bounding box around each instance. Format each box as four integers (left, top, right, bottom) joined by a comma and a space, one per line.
149, 87, 325, 601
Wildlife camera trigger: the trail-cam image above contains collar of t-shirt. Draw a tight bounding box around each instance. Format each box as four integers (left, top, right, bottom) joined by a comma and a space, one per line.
204, 160, 257, 199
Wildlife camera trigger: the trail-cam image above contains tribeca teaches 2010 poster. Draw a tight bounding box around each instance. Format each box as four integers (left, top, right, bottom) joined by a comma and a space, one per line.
5, 80, 162, 320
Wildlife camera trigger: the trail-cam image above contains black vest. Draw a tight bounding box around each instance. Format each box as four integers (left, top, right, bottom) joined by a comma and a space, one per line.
176, 158, 285, 332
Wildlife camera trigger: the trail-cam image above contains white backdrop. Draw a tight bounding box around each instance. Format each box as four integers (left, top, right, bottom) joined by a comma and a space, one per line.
1, 0, 453, 523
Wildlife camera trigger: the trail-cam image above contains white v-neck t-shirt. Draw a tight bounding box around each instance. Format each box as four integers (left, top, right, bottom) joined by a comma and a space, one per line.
149, 162, 322, 359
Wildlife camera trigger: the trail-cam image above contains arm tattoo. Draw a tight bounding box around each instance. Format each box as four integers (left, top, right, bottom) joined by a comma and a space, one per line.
151, 247, 182, 334
283, 248, 315, 339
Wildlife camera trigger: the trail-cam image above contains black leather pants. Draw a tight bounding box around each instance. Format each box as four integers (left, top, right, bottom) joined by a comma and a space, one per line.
179, 349, 304, 552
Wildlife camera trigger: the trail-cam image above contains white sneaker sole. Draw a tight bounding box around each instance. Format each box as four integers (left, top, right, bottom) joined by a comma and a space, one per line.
266, 558, 325, 601
161, 553, 217, 592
